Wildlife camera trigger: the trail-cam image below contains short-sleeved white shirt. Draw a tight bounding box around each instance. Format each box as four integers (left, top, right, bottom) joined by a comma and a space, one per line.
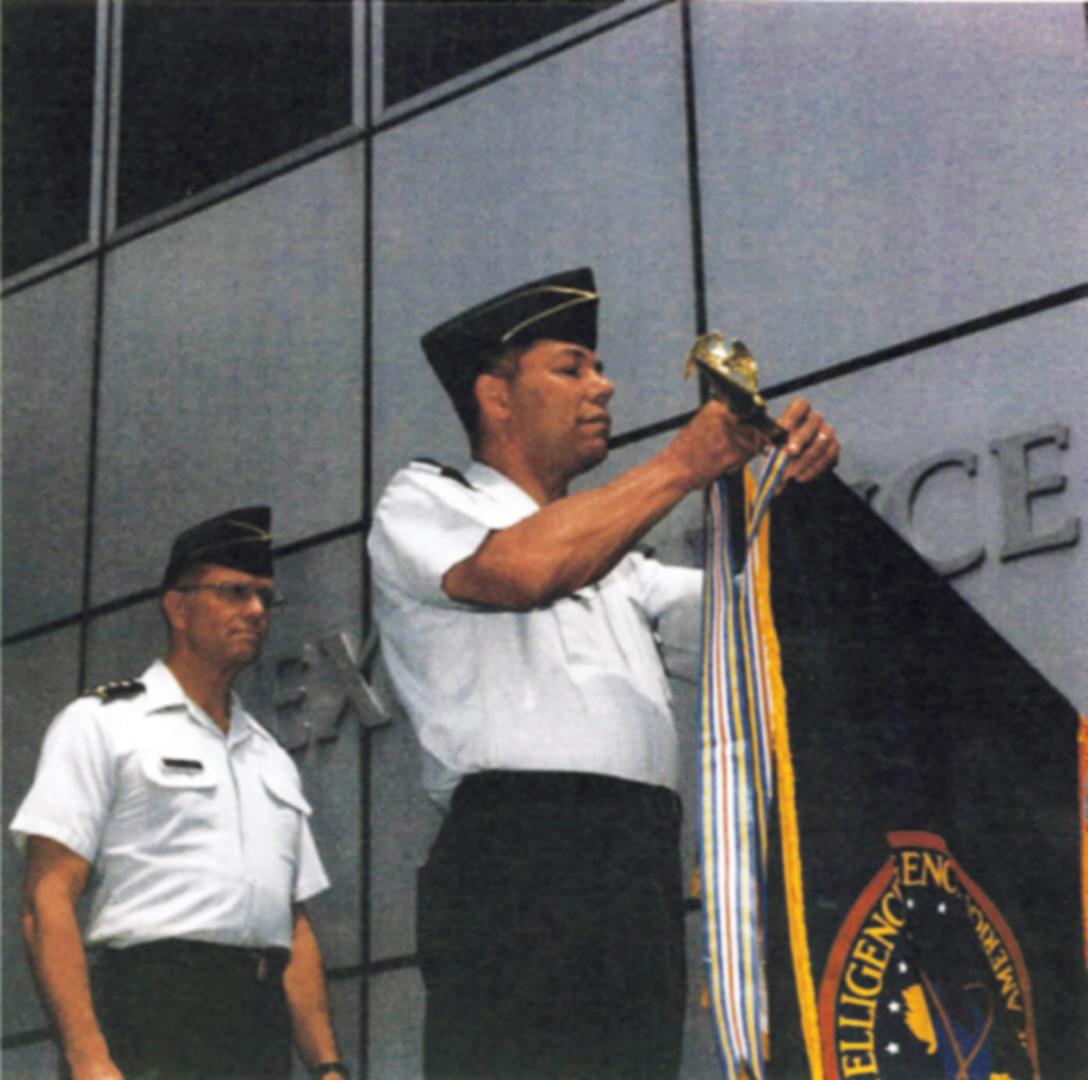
10, 660, 329, 950
368, 460, 703, 806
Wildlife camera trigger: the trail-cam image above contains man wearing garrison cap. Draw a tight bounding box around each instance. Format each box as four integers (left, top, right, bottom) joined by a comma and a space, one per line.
369, 269, 840, 1079
12, 508, 348, 1080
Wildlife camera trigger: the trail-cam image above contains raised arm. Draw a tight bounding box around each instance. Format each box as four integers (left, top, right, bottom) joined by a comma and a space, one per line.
22, 835, 123, 1080
443, 397, 837, 609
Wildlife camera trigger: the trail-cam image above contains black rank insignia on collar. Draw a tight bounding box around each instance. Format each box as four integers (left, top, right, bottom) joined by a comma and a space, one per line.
82, 679, 146, 703
414, 458, 474, 489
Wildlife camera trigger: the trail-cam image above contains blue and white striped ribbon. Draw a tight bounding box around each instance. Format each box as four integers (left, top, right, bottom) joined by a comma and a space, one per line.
698, 447, 790, 1080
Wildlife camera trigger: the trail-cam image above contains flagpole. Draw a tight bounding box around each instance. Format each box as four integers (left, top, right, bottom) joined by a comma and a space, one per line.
689, 334, 824, 1080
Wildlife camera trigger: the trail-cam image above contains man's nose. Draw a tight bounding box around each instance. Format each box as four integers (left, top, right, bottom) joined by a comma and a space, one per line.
590, 370, 614, 403
243, 592, 272, 618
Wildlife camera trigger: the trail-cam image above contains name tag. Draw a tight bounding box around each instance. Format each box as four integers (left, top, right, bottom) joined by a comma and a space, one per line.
161, 758, 204, 772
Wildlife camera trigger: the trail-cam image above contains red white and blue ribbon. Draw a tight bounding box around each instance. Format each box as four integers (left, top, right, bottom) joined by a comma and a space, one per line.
698, 447, 790, 1080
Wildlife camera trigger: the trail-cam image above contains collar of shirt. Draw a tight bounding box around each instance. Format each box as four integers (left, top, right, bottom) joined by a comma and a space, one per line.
139, 659, 259, 747
464, 461, 543, 518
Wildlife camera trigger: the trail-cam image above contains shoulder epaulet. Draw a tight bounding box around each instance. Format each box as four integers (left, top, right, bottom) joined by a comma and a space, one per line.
81, 679, 146, 703
413, 458, 474, 489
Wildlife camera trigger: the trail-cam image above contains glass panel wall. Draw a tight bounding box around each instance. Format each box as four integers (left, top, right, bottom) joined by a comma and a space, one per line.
2, 0, 97, 276
382, 0, 624, 107
118, 0, 354, 225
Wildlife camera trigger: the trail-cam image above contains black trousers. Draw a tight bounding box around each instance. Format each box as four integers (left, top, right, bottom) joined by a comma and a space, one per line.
417, 772, 688, 1080
90, 939, 293, 1080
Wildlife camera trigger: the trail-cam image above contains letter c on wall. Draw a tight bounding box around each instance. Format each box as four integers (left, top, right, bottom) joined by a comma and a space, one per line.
881, 450, 985, 578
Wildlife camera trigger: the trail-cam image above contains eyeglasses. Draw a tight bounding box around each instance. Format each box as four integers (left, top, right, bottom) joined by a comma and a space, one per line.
173, 582, 287, 610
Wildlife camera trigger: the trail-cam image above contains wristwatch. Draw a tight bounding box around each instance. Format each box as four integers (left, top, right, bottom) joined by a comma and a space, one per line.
311, 1064, 350, 1079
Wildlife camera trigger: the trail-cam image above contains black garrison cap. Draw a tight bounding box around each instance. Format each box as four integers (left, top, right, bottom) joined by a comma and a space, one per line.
162, 505, 273, 589
420, 267, 599, 418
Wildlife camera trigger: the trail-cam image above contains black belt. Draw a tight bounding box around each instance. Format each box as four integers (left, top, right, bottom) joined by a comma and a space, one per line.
453, 770, 682, 825
99, 939, 291, 984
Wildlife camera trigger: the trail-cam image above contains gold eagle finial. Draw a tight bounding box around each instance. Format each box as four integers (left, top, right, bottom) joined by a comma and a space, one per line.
684, 331, 787, 444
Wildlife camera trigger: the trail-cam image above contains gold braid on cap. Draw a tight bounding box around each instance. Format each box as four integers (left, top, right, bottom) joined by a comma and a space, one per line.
493, 285, 598, 345
184, 518, 272, 563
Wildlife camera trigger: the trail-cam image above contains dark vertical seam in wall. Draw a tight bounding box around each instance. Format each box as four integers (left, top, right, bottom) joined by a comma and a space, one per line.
679, 0, 747, 563
79, 0, 117, 690
360, 2, 376, 1075
680, 0, 707, 338
361, 26, 375, 635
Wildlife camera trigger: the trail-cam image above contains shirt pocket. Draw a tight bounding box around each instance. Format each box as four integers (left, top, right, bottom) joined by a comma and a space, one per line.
552, 589, 604, 666
133, 750, 219, 847
142, 754, 217, 789
259, 769, 313, 816
553, 579, 634, 670
257, 768, 313, 871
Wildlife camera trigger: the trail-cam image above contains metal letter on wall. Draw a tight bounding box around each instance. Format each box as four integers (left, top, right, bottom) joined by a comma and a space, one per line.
990, 425, 1081, 561
881, 449, 986, 578
264, 630, 391, 751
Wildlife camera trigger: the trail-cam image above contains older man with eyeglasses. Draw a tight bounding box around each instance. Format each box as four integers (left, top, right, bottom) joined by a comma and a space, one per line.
11, 507, 349, 1080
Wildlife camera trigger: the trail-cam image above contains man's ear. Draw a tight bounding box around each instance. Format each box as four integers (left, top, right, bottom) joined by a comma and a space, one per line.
161, 589, 187, 634
475, 372, 511, 423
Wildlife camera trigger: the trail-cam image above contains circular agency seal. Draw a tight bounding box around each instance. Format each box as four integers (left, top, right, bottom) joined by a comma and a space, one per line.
818, 831, 1038, 1080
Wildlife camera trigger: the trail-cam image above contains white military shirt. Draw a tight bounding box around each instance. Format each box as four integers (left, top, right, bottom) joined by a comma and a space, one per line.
368, 459, 702, 806
11, 660, 328, 950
